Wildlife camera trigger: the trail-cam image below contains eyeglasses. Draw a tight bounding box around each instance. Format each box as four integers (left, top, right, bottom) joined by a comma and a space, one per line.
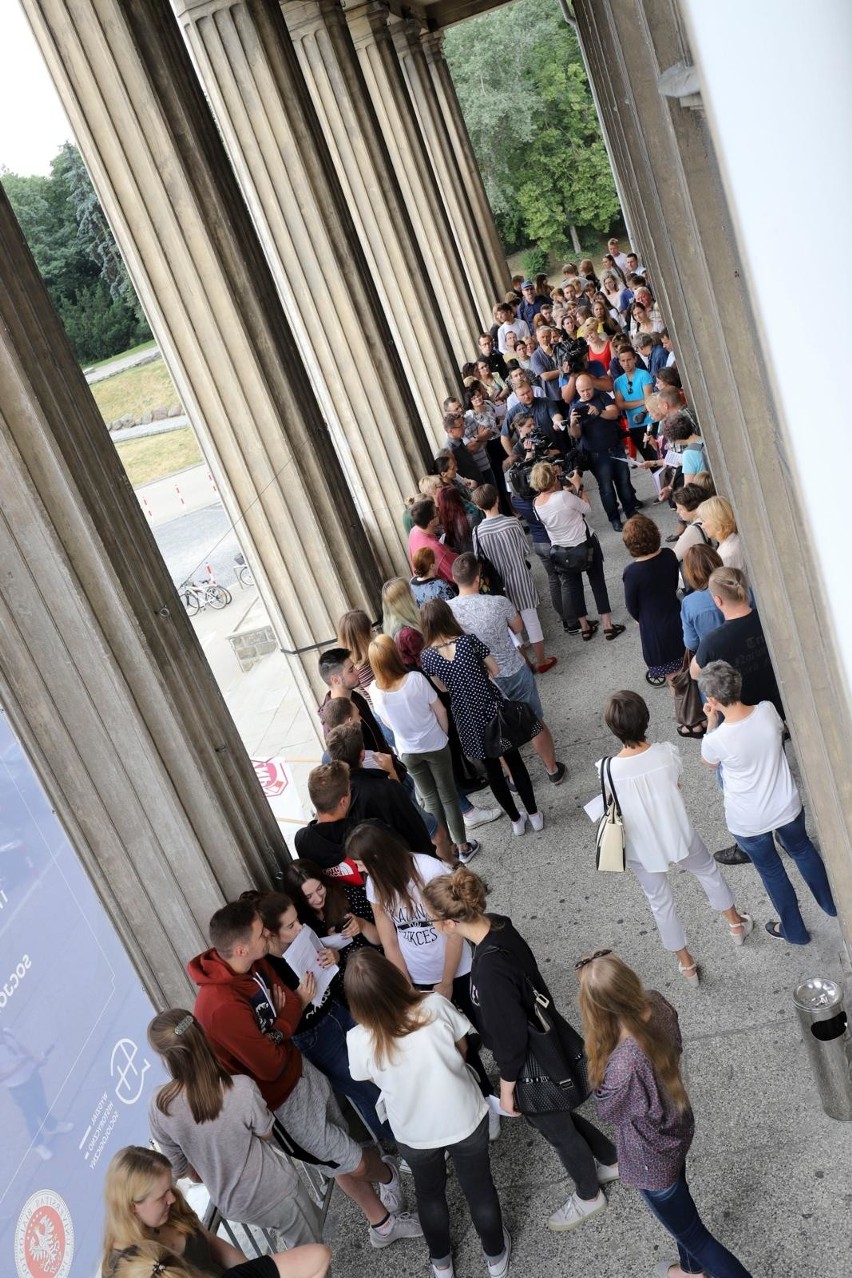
574, 949, 612, 972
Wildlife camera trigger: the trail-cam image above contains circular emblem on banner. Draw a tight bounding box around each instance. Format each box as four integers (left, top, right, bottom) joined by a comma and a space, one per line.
15, 1190, 74, 1278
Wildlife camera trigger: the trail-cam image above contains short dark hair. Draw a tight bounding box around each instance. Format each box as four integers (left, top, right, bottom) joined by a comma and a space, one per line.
318, 647, 351, 687
326, 723, 365, 770
410, 498, 436, 529
623, 514, 661, 557
452, 552, 480, 587
323, 698, 357, 731
605, 690, 650, 747
443, 411, 463, 432
307, 761, 350, 813
477, 332, 493, 343
674, 483, 706, 513
472, 484, 498, 511
209, 900, 258, 955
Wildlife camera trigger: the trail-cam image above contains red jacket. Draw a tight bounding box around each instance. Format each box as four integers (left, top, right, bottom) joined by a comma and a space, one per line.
188, 949, 303, 1110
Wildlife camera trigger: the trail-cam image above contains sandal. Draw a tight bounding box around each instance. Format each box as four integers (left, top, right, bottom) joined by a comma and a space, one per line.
765, 920, 785, 940
729, 913, 754, 946
580, 621, 600, 642
678, 961, 700, 988
604, 623, 626, 641
677, 723, 706, 738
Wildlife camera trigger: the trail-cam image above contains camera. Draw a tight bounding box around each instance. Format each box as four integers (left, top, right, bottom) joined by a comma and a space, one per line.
556, 336, 589, 375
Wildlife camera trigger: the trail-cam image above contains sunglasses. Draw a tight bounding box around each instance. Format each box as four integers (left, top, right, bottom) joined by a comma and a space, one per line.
574, 948, 612, 972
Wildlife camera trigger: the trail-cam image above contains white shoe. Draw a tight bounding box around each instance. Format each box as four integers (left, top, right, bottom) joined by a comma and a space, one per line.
595, 1158, 619, 1185
369, 1211, 423, 1248
546, 1189, 606, 1232
465, 805, 503, 829
377, 1155, 403, 1213
488, 1107, 501, 1141
432, 1262, 455, 1278
34, 1144, 54, 1161
528, 811, 544, 832
485, 1228, 512, 1278
511, 814, 527, 836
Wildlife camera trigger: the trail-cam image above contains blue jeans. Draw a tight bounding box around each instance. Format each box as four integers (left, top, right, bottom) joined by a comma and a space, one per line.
293, 1001, 392, 1140
587, 446, 637, 523
641, 1170, 752, 1276
732, 807, 836, 944
494, 661, 544, 721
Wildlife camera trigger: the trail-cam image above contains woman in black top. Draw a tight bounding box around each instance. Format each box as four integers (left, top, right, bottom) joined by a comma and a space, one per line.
282, 859, 380, 955
622, 515, 683, 685
422, 868, 618, 1236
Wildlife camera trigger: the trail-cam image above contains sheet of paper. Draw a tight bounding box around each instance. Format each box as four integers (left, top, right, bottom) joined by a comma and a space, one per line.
487, 1093, 521, 1119
584, 794, 605, 822
283, 925, 338, 1008
320, 933, 353, 951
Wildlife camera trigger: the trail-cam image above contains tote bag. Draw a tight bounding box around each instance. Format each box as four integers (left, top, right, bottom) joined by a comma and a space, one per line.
596, 756, 626, 872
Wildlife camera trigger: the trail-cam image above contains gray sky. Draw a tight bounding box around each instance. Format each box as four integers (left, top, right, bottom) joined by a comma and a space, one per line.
0, 5, 73, 176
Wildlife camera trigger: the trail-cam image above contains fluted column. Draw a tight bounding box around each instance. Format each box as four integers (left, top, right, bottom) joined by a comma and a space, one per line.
283, 0, 460, 445
343, 0, 480, 365
20, 0, 382, 717
0, 183, 286, 1007
420, 28, 508, 303
393, 16, 497, 325
173, 0, 430, 566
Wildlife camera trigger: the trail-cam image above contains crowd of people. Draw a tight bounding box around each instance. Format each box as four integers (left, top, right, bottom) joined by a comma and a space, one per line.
100, 240, 839, 1278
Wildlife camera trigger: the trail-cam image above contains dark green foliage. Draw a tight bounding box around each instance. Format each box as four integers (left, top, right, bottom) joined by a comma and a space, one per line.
444, 0, 621, 255
520, 246, 548, 277
2, 143, 151, 363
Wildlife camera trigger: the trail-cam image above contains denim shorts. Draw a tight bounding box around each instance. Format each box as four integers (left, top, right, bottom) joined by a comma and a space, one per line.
495, 662, 543, 721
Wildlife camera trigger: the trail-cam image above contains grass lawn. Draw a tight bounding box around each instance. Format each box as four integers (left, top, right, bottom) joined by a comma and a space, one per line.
83, 338, 158, 372
116, 427, 202, 487
91, 356, 181, 423
508, 235, 616, 285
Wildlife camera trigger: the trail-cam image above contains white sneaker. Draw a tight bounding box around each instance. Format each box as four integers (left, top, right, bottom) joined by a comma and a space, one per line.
546, 1189, 606, 1232
595, 1159, 619, 1186
432, 1262, 455, 1278
485, 1228, 512, 1278
464, 805, 503, 829
528, 811, 544, 832
34, 1144, 54, 1161
369, 1211, 423, 1248
377, 1155, 403, 1213
511, 814, 527, 836
488, 1107, 501, 1141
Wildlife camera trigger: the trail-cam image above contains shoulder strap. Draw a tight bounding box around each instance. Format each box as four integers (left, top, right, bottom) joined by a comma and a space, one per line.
477, 944, 550, 1009
600, 757, 622, 816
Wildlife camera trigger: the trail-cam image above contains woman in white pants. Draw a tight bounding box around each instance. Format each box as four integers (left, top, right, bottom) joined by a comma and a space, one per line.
598, 691, 752, 988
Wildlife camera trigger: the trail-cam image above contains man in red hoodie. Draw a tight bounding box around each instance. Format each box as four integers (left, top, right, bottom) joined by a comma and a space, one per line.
189, 900, 422, 1249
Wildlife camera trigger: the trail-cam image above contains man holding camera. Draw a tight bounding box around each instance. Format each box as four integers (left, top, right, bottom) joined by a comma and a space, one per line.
557, 336, 612, 407
569, 373, 638, 532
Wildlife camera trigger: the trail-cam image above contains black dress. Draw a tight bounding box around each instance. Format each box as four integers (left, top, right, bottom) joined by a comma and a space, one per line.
623, 549, 683, 675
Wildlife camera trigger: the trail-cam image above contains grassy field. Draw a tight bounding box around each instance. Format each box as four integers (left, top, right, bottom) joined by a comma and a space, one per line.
90, 356, 181, 423
84, 338, 158, 372
115, 427, 202, 487
507, 236, 617, 283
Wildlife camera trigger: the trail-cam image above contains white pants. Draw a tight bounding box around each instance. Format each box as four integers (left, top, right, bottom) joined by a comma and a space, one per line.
628, 835, 735, 951
520, 606, 543, 644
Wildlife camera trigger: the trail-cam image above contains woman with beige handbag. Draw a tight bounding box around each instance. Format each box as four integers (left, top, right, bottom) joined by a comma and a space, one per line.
598, 691, 753, 988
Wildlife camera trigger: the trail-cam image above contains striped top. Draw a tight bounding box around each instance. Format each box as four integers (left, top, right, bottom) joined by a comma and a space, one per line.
472, 515, 539, 612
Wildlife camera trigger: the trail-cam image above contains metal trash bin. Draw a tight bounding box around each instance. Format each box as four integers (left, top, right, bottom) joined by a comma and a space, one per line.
793, 977, 852, 1121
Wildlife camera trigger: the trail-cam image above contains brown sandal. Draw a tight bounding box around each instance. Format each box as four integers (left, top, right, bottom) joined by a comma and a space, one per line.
604, 623, 626, 641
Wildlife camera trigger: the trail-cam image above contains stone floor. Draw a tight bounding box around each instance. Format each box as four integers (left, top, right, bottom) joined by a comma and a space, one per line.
207, 474, 852, 1278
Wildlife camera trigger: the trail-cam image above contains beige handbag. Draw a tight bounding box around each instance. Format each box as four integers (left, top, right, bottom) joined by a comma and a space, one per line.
595, 757, 626, 873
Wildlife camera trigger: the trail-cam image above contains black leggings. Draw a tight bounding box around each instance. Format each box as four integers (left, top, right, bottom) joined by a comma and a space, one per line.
481, 749, 537, 820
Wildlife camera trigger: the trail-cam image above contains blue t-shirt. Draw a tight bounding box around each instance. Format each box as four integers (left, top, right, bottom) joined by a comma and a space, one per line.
614, 369, 654, 429
681, 441, 707, 476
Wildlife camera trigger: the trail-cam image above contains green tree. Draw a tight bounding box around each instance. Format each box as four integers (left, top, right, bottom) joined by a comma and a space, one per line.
444, 0, 620, 254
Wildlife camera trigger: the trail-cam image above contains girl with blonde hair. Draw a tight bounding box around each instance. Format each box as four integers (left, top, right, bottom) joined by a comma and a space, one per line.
101, 1145, 329, 1278
381, 577, 425, 667
577, 952, 752, 1278
336, 609, 375, 697
696, 496, 745, 574
146, 1012, 320, 1248
345, 949, 508, 1278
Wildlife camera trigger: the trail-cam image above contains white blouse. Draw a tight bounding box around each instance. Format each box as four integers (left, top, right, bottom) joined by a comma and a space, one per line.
534, 488, 592, 548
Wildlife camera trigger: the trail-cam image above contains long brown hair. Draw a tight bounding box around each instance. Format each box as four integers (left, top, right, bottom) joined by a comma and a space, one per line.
282, 859, 350, 932
337, 608, 373, 669
148, 1010, 232, 1124
344, 948, 430, 1067
577, 953, 689, 1113
420, 598, 464, 647
345, 821, 422, 915
102, 1147, 198, 1260
368, 635, 410, 690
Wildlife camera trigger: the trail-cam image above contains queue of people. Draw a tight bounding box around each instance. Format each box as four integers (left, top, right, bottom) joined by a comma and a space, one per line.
99, 245, 838, 1278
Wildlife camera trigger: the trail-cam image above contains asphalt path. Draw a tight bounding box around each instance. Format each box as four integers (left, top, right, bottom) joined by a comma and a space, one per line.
152, 503, 243, 590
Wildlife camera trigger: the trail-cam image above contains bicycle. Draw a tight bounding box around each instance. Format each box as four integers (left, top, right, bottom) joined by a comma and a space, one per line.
179, 578, 233, 614
234, 552, 253, 588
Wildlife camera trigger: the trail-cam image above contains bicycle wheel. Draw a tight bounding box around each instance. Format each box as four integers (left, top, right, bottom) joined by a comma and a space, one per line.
238, 565, 253, 587
181, 589, 200, 617
205, 585, 232, 609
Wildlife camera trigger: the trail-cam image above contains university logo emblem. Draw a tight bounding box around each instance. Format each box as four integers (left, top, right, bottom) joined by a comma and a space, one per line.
15, 1190, 74, 1278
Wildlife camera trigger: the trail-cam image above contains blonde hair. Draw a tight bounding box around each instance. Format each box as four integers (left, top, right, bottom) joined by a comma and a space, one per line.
381, 577, 421, 638
106, 1242, 206, 1278
102, 1147, 198, 1261
530, 461, 558, 493
707, 565, 749, 605
577, 953, 690, 1112
697, 495, 737, 542
418, 474, 441, 500
368, 635, 409, 690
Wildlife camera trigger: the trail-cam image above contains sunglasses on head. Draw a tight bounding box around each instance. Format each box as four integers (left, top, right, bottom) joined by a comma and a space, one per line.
574, 948, 612, 972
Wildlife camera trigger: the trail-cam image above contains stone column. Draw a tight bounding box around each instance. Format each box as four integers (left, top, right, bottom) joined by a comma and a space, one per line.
173, 0, 430, 567
420, 28, 508, 304
343, 0, 480, 365
283, 0, 460, 445
394, 18, 500, 322
20, 0, 383, 717
573, 0, 852, 949
0, 183, 286, 1008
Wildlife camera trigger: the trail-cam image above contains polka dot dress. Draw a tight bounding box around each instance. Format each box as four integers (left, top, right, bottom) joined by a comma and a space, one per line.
421, 632, 506, 760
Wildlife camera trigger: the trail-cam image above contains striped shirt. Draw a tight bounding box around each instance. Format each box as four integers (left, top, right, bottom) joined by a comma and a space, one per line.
472, 515, 539, 612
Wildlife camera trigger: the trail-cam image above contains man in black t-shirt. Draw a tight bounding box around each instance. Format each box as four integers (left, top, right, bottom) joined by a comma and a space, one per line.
691, 571, 783, 719
569, 373, 637, 531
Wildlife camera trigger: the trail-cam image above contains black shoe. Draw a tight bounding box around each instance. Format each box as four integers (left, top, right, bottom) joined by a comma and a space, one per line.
714, 845, 751, 865
547, 762, 567, 785
610, 519, 623, 532
563, 623, 581, 634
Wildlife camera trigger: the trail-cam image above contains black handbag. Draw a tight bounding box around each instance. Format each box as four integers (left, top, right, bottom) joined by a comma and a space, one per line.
482, 695, 540, 758
551, 521, 595, 572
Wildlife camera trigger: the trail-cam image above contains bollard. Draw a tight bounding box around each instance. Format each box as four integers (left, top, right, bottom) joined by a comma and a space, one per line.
793, 977, 852, 1120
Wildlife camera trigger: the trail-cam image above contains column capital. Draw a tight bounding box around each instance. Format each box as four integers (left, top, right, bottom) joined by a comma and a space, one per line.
171, 0, 229, 17
419, 27, 444, 60
342, 0, 391, 46
281, 0, 326, 40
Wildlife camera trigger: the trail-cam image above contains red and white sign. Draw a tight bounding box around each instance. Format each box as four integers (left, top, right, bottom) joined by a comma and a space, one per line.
251, 756, 307, 826
252, 757, 290, 798
15, 1191, 74, 1278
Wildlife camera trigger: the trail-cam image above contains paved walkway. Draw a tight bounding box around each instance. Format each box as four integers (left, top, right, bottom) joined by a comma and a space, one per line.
194, 472, 850, 1277
83, 344, 161, 383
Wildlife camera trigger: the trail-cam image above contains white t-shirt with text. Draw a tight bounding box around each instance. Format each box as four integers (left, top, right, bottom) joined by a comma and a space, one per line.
366, 853, 471, 985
